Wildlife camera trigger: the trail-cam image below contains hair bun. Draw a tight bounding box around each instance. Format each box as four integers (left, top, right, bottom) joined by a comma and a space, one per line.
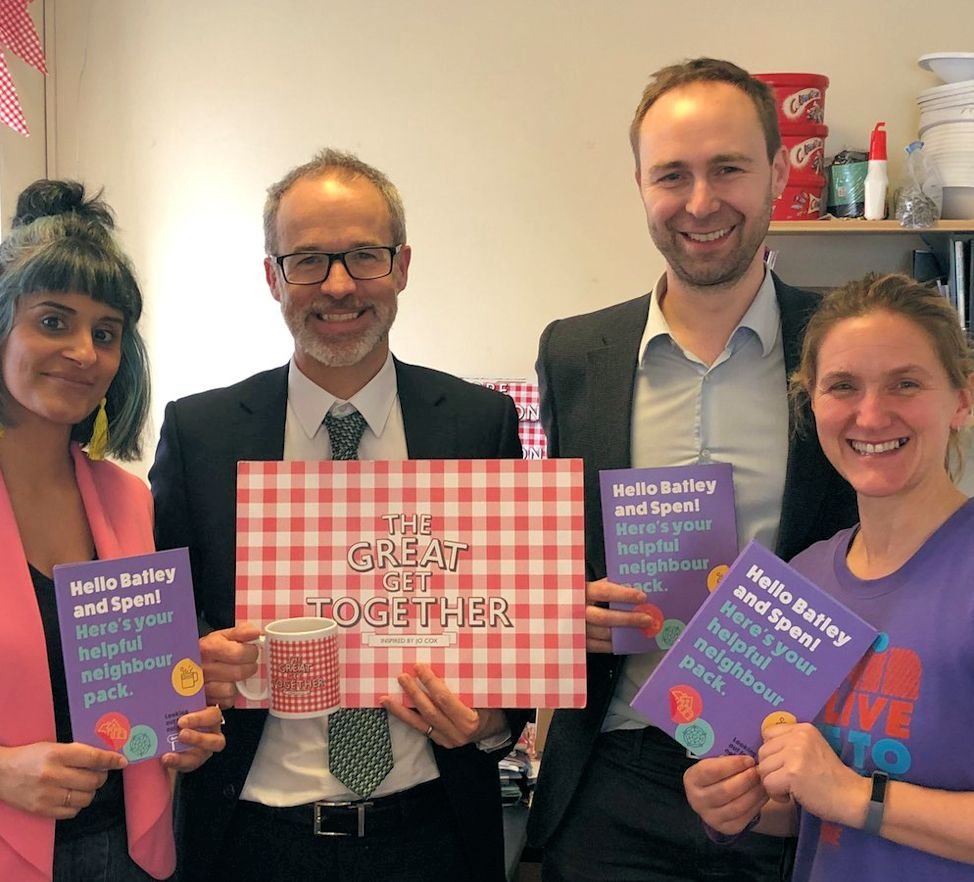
12, 179, 115, 230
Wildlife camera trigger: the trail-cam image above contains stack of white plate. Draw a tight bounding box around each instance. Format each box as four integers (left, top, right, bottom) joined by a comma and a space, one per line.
918, 54, 974, 219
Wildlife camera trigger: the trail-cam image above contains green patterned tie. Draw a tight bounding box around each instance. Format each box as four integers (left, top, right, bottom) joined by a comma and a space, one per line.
324, 409, 394, 797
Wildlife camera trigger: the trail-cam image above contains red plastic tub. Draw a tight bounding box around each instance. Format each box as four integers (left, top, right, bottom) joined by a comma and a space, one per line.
772, 183, 825, 220
755, 73, 829, 130
781, 125, 829, 183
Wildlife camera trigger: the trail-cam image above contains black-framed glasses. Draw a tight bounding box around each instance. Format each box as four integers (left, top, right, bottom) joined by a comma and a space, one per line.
274, 245, 403, 284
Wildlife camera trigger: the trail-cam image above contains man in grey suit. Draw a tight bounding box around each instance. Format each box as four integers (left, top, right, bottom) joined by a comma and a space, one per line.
528, 59, 858, 881
150, 149, 525, 882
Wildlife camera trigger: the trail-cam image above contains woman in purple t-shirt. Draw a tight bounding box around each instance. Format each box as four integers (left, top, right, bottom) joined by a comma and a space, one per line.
684, 273, 974, 880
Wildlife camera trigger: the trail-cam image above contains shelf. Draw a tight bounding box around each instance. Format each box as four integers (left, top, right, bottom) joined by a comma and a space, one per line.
769, 220, 974, 234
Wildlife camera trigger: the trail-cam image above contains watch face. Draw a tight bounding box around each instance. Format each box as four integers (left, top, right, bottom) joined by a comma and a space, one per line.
864, 771, 890, 836
870, 770, 890, 802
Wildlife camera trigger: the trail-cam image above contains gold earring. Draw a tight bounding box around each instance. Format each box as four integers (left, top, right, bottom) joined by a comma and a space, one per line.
88, 398, 109, 461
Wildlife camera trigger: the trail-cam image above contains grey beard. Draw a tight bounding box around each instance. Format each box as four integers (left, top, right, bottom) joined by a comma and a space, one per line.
283, 299, 397, 368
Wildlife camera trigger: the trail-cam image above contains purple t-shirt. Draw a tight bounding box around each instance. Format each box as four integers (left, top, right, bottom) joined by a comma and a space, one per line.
788, 499, 974, 881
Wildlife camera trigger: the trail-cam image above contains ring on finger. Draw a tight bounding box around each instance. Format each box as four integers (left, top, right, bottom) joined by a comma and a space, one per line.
63, 789, 72, 808
424, 724, 434, 738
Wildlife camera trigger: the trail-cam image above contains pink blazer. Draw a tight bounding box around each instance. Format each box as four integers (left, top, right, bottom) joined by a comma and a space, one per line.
0, 444, 175, 881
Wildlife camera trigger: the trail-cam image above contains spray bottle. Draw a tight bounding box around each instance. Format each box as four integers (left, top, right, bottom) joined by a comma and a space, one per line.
864, 122, 888, 220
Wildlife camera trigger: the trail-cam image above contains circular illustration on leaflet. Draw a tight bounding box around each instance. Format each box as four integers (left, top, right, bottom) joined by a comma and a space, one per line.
668, 683, 703, 725
123, 724, 158, 761
675, 718, 715, 757
634, 602, 664, 638
656, 618, 685, 649
707, 564, 730, 592
171, 657, 204, 697
761, 711, 797, 733
94, 711, 131, 750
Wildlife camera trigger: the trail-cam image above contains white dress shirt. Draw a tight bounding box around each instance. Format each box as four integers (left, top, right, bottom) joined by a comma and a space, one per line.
241, 353, 442, 805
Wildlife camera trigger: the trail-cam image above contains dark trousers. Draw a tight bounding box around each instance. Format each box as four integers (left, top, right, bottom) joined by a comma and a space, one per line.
222, 780, 469, 882
54, 819, 169, 882
542, 728, 794, 882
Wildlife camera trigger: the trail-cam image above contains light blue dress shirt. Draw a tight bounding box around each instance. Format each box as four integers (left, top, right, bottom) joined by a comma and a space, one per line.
604, 269, 790, 732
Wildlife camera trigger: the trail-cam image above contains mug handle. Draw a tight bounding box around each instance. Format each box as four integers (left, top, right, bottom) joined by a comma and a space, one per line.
235, 635, 268, 701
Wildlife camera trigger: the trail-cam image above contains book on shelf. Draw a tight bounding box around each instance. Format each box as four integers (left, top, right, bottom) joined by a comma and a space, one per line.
969, 238, 974, 334
498, 749, 534, 806
911, 249, 946, 286
948, 237, 972, 329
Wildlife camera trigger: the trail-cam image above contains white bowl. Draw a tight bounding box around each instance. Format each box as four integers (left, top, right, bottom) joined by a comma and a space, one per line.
918, 91, 974, 106
938, 172, 974, 189
919, 105, 974, 127
919, 130, 974, 146
918, 98, 974, 114
920, 138, 974, 152
918, 79, 974, 101
926, 161, 974, 175
917, 129, 974, 150
919, 53, 974, 84
924, 152, 974, 167
919, 116, 974, 129
928, 148, 974, 158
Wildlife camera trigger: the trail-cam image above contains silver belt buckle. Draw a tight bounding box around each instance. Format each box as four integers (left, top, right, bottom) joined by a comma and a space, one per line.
313, 799, 373, 837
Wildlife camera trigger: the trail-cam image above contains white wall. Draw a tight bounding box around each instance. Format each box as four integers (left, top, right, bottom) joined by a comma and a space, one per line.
45, 0, 974, 475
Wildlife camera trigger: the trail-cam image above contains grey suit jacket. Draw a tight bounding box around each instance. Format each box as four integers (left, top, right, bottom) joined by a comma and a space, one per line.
150, 358, 525, 882
527, 276, 858, 847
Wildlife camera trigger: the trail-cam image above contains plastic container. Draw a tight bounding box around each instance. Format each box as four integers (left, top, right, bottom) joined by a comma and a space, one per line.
827, 152, 868, 218
754, 73, 830, 130
863, 122, 889, 220
781, 125, 829, 183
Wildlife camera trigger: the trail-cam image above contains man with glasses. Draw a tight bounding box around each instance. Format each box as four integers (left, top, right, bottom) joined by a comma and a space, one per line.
150, 149, 524, 882
527, 58, 858, 881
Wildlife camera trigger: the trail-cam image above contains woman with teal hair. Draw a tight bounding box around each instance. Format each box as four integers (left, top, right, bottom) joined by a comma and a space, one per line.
0, 180, 224, 881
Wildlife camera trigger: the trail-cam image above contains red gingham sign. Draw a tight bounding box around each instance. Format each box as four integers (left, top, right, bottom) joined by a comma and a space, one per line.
468, 380, 547, 460
236, 459, 585, 708
0, 0, 46, 136
0, 52, 27, 134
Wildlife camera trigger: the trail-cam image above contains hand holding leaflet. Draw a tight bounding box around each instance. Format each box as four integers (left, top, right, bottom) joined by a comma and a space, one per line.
631, 540, 878, 759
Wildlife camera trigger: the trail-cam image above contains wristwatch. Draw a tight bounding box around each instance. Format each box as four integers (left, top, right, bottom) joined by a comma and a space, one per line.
863, 770, 889, 835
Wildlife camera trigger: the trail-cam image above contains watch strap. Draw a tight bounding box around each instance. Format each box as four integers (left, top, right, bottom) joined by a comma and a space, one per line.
863, 770, 889, 835
703, 812, 761, 845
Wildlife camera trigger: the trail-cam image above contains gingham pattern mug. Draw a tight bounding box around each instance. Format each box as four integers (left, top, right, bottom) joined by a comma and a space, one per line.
237, 617, 341, 718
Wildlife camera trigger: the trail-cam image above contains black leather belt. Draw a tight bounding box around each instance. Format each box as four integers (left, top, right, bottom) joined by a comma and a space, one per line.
239, 778, 444, 838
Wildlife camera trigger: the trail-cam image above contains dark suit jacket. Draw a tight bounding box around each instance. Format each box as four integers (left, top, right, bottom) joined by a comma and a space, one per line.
150, 358, 527, 882
527, 276, 858, 847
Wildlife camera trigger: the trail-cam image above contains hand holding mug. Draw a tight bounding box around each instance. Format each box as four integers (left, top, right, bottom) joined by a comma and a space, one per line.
199, 623, 260, 709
